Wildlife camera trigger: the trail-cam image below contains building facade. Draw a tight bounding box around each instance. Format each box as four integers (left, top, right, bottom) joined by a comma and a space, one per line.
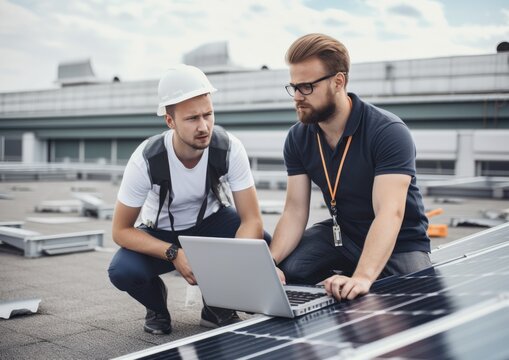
1, 52, 508, 177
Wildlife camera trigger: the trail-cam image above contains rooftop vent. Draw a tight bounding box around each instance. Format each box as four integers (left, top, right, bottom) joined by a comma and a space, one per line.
56, 59, 100, 87
183, 41, 243, 73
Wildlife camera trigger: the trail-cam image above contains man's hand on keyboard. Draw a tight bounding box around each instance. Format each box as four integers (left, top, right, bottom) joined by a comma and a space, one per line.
323, 274, 371, 301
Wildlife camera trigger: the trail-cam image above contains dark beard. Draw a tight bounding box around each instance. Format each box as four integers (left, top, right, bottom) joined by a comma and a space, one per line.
298, 101, 336, 125
174, 129, 210, 150
189, 143, 208, 150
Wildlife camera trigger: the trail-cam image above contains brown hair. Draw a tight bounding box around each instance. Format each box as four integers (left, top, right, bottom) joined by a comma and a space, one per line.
286, 33, 350, 85
165, 104, 176, 118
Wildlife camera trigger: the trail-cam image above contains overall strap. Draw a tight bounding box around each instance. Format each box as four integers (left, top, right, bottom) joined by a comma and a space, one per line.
208, 126, 231, 204
143, 132, 175, 231
143, 127, 232, 231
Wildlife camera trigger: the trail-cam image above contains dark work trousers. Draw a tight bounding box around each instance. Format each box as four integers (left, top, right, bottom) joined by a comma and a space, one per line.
108, 206, 271, 315
279, 219, 432, 285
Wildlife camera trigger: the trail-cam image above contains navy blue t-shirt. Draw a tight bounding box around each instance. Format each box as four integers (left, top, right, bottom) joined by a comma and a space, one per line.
284, 93, 430, 253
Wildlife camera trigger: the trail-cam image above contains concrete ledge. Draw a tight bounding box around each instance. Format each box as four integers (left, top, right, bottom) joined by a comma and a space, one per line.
0, 226, 104, 258
0, 220, 24, 228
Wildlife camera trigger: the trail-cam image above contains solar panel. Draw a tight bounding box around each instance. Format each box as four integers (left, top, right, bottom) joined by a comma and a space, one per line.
431, 222, 509, 265
377, 304, 509, 360
117, 226, 509, 360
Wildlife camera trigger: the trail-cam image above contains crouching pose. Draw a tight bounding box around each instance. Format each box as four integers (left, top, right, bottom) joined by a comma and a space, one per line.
108, 64, 270, 334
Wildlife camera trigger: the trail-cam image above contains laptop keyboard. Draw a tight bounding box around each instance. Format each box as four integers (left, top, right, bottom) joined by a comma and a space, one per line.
285, 290, 325, 306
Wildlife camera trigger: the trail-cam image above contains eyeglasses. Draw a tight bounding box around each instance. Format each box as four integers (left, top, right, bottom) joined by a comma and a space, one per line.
285, 73, 337, 97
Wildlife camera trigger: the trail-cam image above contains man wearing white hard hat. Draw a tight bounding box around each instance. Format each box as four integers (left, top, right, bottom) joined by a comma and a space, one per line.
108, 64, 270, 335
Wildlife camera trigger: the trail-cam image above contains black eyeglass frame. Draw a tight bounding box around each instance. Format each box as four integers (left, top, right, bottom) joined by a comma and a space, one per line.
285, 73, 340, 97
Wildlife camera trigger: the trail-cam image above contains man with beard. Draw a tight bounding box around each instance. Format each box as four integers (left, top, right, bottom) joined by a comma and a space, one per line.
269, 33, 431, 301
108, 64, 269, 335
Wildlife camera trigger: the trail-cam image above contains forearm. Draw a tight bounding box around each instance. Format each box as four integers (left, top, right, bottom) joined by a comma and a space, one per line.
113, 226, 169, 260
231, 186, 265, 239
111, 201, 170, 259
270, 211, 307, 264
353, 211, 403, 282
235, 217, 264, 239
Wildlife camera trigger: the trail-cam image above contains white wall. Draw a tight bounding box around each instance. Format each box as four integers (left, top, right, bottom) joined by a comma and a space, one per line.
231, 129, 509, 177
22, 132, 47, 163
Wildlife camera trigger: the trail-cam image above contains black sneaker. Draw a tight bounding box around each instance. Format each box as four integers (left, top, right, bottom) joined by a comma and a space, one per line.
200, 302, 241, 329
144, 309, 172, 335
143, 279, 172, 335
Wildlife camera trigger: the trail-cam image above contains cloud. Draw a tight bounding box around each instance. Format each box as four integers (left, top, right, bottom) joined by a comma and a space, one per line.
1, 0, 508, 92
388, 4, 424, 20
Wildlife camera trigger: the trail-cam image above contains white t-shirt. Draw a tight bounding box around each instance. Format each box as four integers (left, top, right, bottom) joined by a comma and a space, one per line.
117, 130, 254, 231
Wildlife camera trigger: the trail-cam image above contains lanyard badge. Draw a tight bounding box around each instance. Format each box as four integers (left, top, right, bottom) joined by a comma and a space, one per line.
331, 203, 342, 246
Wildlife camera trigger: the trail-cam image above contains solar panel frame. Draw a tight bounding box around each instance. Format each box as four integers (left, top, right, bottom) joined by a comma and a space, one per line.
378, 306, 509, 360
114, 226, 509, 360
348, 297, 509, 360
431, 222, 509, 265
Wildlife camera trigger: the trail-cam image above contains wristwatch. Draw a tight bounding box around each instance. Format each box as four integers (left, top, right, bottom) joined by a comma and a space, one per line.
165, 244, 179, 262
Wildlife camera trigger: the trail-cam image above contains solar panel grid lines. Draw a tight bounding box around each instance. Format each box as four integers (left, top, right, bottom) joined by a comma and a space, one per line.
278, 243, 507, 357
134, 288, 502, 357
236, 308, 376, 350
239, 341, 344, 360
434, 243, 509, 277
307, 312, 443, 346
378, 305, 509, 360
342, 296, 509, 360
431, 222, 509, 266
186, 333, 285, 360
112, 316, 271, 360
233, 336, 351, 360
119, 225, 509, 360
141, 332, 288, 360
371, 274, 450, 295
240, 295, 431, 339
220, 292, 454, 359
433, 222, 509, 252
464, 243, 509, 258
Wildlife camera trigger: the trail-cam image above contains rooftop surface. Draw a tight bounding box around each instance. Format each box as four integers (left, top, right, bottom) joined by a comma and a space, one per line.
0, 180, 508, 359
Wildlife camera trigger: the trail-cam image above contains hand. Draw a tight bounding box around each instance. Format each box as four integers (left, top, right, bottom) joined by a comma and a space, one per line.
323, 274, 372, 301
275, 267, 286, 285
172, 249, 197, 285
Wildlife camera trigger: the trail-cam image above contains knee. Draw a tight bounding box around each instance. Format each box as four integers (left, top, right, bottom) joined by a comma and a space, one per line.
108, 265, 128, 290
108, 264, 149, 291
279, 257, 317, 285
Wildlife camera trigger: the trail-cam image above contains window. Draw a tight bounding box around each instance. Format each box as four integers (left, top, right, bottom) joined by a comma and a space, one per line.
84, 140, 111, 164
416, 160, 455, 175
478, 161, 509, 177
117, 139, 143, 164
53, 140, 79, 162
256, 158, 285, 171
3, 138, 22, 161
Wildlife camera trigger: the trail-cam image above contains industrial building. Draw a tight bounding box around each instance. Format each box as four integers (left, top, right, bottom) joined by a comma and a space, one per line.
0, 42, 508, 178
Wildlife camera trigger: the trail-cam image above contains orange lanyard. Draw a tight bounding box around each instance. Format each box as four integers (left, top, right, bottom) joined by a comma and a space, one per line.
317, 135, 352, 207
316, 97, 353, 208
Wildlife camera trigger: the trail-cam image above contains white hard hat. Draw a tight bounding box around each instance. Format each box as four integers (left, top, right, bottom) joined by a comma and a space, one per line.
156, 64, 217, 116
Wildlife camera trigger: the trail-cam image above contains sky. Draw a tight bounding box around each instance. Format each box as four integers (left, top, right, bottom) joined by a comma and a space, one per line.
0, 0, 508, 92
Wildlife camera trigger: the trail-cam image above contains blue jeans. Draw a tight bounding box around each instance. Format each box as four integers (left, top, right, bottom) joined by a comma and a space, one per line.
279, 219, 431, 285
108, 206, 271, 314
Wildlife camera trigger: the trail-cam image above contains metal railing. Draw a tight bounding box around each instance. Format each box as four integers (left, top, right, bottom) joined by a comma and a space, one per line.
0, 162, 125, 182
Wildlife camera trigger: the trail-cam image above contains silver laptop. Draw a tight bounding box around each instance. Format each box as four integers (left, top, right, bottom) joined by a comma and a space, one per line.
179, 236, 336, 318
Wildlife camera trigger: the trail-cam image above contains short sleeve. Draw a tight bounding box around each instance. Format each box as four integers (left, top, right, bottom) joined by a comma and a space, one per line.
225, 134, 255, 192
117, 141, 152, 207
373, 123, 416, 176
284, 129, 306, 176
